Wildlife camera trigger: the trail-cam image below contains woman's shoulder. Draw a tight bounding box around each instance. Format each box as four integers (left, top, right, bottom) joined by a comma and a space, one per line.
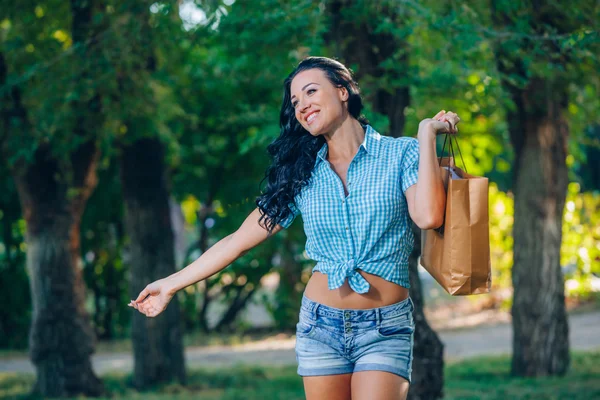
376, 132, 418, 156
391, 135, 418, 146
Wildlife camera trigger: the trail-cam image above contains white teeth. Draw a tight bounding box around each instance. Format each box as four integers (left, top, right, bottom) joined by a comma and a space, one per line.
307, 112, 319, 123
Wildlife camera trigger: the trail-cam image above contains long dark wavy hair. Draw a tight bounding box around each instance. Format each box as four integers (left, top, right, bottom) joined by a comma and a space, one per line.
256, 56, 369, 234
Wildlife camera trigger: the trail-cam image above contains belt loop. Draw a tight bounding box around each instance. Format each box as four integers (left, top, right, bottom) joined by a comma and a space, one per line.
376, 308, 382, 326
313, 303, 320, 320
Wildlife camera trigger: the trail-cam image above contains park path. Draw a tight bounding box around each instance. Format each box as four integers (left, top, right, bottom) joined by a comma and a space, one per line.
1, 311, 599, 374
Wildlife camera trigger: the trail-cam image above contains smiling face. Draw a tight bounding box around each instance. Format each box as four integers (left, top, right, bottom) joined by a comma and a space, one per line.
290, 68, 349, 136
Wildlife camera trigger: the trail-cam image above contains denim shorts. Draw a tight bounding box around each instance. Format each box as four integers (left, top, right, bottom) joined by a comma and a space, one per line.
295, 294, 415, 383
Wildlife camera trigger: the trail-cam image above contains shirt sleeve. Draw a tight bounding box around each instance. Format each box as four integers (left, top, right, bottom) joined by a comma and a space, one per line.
278, 201, 301, 229
400, 137, 420, 194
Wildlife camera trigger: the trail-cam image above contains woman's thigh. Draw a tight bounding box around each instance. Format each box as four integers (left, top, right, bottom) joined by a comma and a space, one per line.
303, 374, 352, 400
351, 371, 409, 400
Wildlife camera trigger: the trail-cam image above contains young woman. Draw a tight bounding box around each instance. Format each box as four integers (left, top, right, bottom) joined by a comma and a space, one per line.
129, 56, 459, 400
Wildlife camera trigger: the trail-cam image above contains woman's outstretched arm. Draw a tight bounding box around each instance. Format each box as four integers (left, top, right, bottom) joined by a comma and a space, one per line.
129, 207, 283, 317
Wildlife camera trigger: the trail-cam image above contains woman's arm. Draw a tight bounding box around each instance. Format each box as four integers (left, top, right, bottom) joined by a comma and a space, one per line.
164, 207, 283, 295
130, 207, 283, 317
405, 110, 460, 230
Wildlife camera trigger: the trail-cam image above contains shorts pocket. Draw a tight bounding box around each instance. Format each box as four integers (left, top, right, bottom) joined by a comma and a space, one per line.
296, 319, 316, 337
376, 312, 414, 338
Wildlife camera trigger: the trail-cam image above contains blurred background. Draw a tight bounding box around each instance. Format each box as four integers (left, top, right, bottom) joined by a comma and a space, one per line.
0, 0, 598, 399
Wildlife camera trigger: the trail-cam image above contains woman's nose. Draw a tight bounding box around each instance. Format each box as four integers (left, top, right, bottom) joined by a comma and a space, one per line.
299, 99, 311, 112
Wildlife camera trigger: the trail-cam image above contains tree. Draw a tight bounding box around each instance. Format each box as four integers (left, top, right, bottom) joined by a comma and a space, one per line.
111, 2, 186, 387
0, 0, 107, 395
490, 0, 599, 377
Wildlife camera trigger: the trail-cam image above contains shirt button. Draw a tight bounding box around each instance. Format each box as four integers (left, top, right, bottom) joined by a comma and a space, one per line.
345, 226, 349, 230
344, 312, 350, 318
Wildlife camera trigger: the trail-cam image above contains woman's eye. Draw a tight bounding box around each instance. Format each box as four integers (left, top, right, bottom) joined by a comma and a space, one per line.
292, 89, 316, 108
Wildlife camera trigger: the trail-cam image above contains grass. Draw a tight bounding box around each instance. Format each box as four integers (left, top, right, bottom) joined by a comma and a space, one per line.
442, 350, 600, 399
1, 351, 599, 400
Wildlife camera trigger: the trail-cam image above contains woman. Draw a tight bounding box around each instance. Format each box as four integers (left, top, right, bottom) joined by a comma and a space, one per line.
129, 56, 459, 400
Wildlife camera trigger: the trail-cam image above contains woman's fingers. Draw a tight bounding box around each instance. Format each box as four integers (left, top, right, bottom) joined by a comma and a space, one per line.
129, 294, 158, 316
138, 302, 158, 317
444, 119, 453, 132
134, 287, 150, 303
441, 111, 460, 133
433, 110, 446, 119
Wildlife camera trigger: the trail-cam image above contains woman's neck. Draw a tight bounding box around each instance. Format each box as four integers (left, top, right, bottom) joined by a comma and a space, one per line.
324, 117, 365, 163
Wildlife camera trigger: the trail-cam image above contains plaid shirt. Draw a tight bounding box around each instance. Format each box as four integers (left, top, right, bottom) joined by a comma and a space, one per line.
279, 124, 420, 294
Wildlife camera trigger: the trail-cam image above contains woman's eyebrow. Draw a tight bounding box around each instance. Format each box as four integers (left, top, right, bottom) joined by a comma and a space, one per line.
291, 83, 320, 100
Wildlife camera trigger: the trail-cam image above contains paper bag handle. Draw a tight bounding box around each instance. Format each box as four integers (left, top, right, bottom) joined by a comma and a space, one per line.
433, 133, 467, 237
438, 133, 468, 174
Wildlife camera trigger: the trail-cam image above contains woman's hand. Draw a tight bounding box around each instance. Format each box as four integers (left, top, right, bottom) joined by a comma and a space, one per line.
418, 110, 460, 141
128, 278, 175, 318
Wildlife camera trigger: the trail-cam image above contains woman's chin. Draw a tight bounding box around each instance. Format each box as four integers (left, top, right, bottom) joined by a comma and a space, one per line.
305, 123, 324, 136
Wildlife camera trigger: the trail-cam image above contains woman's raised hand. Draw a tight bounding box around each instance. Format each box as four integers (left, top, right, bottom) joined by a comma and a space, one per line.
418, 110, 461, 139
128, 278, 175, 318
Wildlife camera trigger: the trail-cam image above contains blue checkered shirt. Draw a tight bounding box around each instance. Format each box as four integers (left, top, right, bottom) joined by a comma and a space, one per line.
279, 124, 420, 293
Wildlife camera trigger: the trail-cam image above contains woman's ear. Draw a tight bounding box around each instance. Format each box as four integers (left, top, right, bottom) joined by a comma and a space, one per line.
339, 87, 349, 102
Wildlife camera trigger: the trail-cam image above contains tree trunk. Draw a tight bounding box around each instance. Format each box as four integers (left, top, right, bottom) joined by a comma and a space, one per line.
120, 137, 186, 388
507, 78, 570, 376
407, 224, 445, 400
491, 0, 571, 377
325, 3, 444, 397
11, 143, 104, 397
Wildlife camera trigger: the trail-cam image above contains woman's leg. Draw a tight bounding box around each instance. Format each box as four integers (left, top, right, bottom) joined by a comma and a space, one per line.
303, 374, 353, 400
351, 371, 409, 400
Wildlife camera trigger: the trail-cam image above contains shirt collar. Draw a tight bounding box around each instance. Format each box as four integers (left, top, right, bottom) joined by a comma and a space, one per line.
315, 124, 381, 167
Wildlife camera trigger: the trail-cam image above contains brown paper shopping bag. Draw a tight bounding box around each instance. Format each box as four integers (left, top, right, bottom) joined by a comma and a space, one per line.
420, 136, 492, 295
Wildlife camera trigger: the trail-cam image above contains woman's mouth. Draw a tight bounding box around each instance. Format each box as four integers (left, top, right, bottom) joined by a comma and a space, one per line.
307, 111, 320, 125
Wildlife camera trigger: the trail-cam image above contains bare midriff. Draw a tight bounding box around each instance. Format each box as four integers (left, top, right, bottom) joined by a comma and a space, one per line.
304, 270, 409, 309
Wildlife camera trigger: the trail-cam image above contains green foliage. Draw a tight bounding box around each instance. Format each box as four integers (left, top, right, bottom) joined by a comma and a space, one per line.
0, 161, 29, 349
165, 0, 325, 331
562, 183, 600, 299
488, 183, 514, 290
81, 161, 131, 340
1, 0, 599, 344
486, 181, 600, 299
